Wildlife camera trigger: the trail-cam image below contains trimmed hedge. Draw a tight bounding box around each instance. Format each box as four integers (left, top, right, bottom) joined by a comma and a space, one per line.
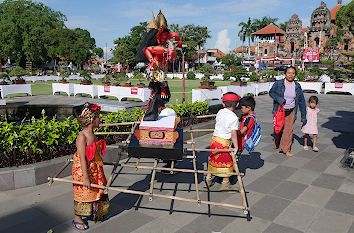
0, 102, 209, 168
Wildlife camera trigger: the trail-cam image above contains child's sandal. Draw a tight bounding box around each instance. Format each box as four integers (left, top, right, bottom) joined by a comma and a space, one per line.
313, 147, 319, 152
304, 146, 309, 151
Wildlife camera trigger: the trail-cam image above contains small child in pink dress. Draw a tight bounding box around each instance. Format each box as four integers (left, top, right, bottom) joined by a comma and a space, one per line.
302, 96, 320, 152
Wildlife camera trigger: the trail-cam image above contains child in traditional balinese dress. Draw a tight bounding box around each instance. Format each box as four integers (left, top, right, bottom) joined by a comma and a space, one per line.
72, 103, 109, 231
206, 92, 240, 191
302, 96, 320, 152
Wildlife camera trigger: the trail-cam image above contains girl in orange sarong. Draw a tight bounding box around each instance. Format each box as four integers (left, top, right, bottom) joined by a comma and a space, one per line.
72, 102, 109, 231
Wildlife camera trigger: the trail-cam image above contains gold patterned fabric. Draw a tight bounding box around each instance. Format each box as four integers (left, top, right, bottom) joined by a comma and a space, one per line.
72, 140, 109, 220
74, 201, 93, 217
74, 194, 109, 222
208, 136, 234, 177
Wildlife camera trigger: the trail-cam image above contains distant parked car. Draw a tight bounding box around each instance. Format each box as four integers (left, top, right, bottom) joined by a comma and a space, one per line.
275, 65, 290, 71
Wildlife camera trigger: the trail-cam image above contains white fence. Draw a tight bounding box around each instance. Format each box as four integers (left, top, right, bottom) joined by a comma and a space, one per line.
52, 83, 151, 102
324, 83, 354, 95
0, 84, 32, 98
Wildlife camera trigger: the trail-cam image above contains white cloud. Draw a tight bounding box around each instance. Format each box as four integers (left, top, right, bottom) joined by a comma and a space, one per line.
301, 17, 311, 28
215, 29, 231, 54
66, 16, 96, 29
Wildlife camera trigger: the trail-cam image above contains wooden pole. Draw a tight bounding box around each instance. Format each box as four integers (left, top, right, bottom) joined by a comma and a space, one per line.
48, 159, 72, 185
125, 121, 138, 144
49, 177, 245, 211
195, 114, 216, 119
102, 161, 243, 176
231, 151, 249, 215
106, 121, 137, 187
106, 152, 122, 188
95, 132, 131, 135
185, 148, 235, 153
100, 121, 139, 127
191, 132, 201, 206
184, 129, 214, 133
149, 159, 158, 201
169, 160, 175, 175
136, 159, 140, 171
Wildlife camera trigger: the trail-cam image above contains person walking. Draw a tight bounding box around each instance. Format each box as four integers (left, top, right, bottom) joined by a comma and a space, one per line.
269, 66, 307, 156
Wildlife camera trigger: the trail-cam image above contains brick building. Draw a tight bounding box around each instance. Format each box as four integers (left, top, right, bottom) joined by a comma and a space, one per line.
252, 23, 285, 58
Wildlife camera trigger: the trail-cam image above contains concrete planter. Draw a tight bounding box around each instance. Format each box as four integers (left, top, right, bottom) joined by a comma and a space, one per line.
0, 155, 72, 191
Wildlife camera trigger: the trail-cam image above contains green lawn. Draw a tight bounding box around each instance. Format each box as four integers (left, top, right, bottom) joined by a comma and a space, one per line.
7, 78, 231, 103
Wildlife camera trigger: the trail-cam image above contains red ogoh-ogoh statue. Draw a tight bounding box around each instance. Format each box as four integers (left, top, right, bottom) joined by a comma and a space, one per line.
136, 10, 182, 121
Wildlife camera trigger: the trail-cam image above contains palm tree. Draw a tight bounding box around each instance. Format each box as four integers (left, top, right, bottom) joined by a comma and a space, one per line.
238, 17, 253, 59
252, 16, 279, 31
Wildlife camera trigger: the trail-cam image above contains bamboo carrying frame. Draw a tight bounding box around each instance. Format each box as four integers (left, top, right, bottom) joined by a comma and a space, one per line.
48, 115, 250, 219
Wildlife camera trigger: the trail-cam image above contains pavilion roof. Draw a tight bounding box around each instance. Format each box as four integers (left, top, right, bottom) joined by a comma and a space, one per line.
252, 23, 285, 36
232, 46, 256, 52
330, 4, 342, 21
208, 49, 226, 58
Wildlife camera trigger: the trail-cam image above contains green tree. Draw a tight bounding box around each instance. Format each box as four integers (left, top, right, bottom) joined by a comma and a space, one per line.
170, 24, 211, 63
296, 71, 306, 81
231, 66, 249, 82
9, 66, 29, 81
309, 67, 324, 77
199, 64, 216, 80
335, 1, 354, 35
0, 0, 66, 67
60, 70, 70, 81
249, 72, 259, 82
44, 28, 100, 68
221, 54, 241, 69
110, 22, 147, 66
93, 48, 104, 58
238, 17, 254, 59
252, 16, 279, 31
79, 70, 92, 83
278, 21, 288, 32
0, 73, 9, 84
186, 71, 196, 80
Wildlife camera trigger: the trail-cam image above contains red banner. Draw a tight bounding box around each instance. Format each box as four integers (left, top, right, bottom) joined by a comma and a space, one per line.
131, 87, 138, 94
335, 83, 343, 88
302, 49, 320, 62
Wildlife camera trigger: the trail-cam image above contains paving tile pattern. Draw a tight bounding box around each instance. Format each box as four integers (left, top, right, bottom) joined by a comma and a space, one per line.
1, 94, 354, 233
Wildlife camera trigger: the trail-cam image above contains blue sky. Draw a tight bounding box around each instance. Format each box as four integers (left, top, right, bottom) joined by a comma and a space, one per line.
2, 0, 351, 57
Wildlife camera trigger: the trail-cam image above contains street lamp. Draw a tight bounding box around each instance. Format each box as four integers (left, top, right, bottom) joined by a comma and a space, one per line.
181, 44, 188, 103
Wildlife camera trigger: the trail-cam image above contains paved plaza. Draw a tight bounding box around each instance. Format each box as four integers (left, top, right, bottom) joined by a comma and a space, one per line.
1, 94, 354, 233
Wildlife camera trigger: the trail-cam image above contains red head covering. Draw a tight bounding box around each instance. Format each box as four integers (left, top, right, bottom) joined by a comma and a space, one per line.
222, 93, 240, 102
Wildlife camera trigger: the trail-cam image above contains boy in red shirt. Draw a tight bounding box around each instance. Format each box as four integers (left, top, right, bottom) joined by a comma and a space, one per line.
237, 96, 256, 157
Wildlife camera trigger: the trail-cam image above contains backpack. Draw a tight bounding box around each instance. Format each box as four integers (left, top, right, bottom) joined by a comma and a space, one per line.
244, 115, 262, 152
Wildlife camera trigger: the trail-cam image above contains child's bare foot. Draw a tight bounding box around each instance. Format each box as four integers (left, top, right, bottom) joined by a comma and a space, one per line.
304, 146, 309, 150
313, 147, 319, 152
286, 151, 293, 157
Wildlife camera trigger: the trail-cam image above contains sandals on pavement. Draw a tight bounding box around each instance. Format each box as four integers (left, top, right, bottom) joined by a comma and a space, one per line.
313, 147, 319, 152
72, 220, 88, 231
304, 146, 309, 151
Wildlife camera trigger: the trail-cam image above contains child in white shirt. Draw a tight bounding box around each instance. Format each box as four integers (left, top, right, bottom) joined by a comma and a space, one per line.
206, 92, 240, 191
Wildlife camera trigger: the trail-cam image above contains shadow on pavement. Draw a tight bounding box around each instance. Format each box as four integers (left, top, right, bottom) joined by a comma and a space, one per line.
322, 111, 354, 149
0, 206, 71, 233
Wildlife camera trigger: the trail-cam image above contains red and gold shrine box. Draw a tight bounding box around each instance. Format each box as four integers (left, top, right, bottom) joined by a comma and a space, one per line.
134, 116, 180, 146
128, 116, 183, 160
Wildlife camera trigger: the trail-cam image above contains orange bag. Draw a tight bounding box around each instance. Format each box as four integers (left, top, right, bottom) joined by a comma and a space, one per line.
273, 105, 285, 134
